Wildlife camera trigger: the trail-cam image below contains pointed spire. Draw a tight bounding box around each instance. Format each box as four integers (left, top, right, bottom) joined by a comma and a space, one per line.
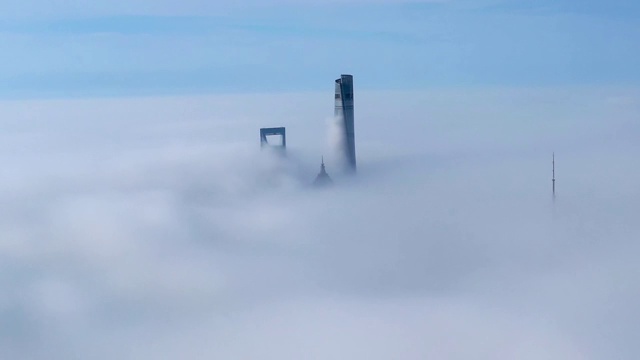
314, 155, 333, 187
552, 152, 556, 200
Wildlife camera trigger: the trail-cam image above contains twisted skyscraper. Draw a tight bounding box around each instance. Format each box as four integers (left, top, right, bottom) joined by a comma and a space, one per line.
334, 74, 356, 172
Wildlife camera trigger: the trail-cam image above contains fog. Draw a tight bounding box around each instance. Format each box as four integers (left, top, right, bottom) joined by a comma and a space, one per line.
0, 88, 639, 359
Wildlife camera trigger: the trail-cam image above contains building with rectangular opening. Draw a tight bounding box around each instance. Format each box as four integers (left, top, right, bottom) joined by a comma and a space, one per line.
260, 127, 286, 151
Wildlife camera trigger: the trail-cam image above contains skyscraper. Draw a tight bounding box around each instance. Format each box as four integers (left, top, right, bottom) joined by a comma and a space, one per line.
313, 157, 333, 187
335, 74, 356, 172
260, 127, 286, 153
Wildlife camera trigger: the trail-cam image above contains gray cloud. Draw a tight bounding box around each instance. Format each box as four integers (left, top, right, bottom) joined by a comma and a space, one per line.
0, 88, 638, 359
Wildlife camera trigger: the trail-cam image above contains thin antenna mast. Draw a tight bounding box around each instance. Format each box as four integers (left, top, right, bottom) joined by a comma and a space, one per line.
552, 152, 556, 200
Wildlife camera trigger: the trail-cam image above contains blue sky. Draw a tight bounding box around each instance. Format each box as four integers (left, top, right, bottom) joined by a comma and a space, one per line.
1, 0, 639, 98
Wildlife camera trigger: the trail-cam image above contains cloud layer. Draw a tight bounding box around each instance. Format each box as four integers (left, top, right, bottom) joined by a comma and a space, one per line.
0, 88, 639, 359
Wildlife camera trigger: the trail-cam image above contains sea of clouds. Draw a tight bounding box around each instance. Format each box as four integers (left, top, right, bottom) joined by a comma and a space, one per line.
0, 88, 639, 359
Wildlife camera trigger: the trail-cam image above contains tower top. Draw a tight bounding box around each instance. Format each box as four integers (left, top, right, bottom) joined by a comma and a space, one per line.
552, 152, 556, 200
314, 156, 333, 187
335, 74, 353, 83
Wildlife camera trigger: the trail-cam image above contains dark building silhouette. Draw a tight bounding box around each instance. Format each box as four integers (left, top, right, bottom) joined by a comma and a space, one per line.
313, 157, 333, 187
260, 127, 286, 152
335, 74, 356, 172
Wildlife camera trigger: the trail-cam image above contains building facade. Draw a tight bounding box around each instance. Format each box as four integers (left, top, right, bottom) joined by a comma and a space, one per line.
334, 74, 356, 172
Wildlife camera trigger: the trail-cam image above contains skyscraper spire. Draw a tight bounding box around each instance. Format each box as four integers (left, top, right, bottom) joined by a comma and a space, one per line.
314, 156, 333, 187
552, 152, 556, 200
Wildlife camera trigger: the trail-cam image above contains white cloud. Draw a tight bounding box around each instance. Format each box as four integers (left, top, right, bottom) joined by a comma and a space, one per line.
0, 87, 638, 359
